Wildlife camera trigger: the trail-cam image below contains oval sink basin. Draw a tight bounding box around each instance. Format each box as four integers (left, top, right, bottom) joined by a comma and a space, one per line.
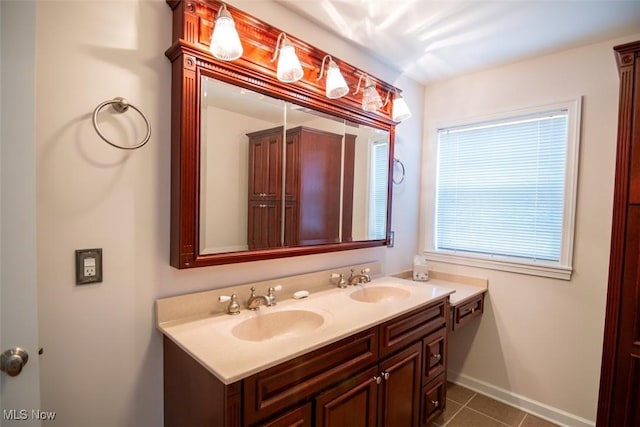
231, 310, 325, 342
350, 286, 411, 303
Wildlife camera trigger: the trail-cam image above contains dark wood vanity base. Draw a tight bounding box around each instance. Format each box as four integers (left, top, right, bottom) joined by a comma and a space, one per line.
163, 297, 450, 427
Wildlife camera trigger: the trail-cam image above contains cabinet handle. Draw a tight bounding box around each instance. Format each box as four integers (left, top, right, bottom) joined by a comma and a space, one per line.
431, 353, 441, 361
382, 372, 390, 380
464, 307, 476, 314
373, 375, 382, 384
259, 204, 267, 208
431, 400, 439, 408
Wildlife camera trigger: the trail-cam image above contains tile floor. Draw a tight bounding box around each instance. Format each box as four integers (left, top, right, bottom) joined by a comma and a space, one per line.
434, 382, 559, 427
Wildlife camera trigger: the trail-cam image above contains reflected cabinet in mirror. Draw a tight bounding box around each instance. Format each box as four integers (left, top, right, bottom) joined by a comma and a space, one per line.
167, 0, 399, 267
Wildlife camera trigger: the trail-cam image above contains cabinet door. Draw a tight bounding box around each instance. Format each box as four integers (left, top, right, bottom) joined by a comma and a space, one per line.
283, 201, 297, 247
315, 367, 378, 427
261, 403, 312, 427
379, 342, 422, 427
296, 128, 342, 245
248, 131, 282, 200
285, 131, 299, 202
610, 205, 640, 425
342, 133, 356, 242
247, 201, 280, 250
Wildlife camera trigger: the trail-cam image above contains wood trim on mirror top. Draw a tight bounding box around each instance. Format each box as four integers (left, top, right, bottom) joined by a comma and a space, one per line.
166, 0, 400, 268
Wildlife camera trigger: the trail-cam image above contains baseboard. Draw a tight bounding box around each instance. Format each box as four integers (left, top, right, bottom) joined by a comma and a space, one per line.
447, 371, 595, 427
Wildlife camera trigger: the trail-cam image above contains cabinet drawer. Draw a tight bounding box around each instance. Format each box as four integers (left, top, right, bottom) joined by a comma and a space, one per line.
421, 375, 446, 426
422, 328, 446, 386
243, 328, 378, 425
379, 299, 447, 358
452, 294, 484, 331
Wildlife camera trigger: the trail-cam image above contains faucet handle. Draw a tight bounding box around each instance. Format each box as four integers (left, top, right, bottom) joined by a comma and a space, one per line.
267, 285, 282, 306
218, 294, 240, 315
361, 268, 371, 274
330, 273, 347, 288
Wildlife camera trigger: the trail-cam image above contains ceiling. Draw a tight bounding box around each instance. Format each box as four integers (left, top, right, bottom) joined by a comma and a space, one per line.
276, 0, 640, 85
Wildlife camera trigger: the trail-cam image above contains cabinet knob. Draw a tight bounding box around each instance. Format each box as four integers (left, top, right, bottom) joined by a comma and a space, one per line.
431, 400, 439, 408
382, 372, 390, 380
431, 353, 441, 361
373, 375, 382, 384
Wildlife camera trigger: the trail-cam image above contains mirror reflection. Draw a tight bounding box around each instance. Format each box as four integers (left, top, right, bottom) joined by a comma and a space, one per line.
199, 76, 389, 255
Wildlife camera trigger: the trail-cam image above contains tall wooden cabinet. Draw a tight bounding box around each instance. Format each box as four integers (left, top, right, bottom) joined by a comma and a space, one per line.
247, 126, 344, 250
597, 40, 640, 426
246, 127, 283, 250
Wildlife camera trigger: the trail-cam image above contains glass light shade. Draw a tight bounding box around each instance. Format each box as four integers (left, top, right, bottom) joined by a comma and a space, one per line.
362, 78, 383, 112
392, 95, 412, 121
210, 10, 243, 61
276, 44, 304, 83
325, 61, 349, 99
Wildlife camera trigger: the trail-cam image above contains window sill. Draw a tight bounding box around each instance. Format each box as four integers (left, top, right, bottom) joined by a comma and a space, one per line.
424, 250, 573, 281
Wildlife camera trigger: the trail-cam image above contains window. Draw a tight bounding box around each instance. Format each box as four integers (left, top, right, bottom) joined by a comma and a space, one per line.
370, 139, 389, 240
427, 99, 581, 280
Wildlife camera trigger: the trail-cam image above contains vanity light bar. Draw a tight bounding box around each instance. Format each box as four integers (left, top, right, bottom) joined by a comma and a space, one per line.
204, 1, 408, 118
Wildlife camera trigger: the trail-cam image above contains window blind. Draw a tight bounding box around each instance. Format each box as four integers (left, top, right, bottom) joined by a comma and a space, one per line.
436, 111, 569, 263
370, 140, 389, 240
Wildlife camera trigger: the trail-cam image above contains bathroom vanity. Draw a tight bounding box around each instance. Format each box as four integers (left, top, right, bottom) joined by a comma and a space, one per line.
156, 265, 487, 426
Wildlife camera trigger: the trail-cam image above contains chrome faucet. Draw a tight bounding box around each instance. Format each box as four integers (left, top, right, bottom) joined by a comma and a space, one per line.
348, 268, 371, 286
247, 286, 280, 310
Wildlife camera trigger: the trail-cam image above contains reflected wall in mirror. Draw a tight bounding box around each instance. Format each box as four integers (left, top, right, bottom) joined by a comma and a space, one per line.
199, 77, 389, 255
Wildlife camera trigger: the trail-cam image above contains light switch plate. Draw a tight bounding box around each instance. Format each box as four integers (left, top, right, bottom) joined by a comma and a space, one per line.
75, 248, 103, 285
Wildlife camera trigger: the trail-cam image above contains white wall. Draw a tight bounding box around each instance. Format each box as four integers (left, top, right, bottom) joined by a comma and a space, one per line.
34, 1, 423, 426
421, 33, 640, 425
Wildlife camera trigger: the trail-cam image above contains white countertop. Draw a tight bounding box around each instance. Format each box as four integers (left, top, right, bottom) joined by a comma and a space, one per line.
428, 279, 486, 306
159, 276, 457, 384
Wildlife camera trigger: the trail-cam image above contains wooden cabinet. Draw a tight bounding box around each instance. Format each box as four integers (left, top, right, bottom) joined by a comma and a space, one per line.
598, 40, 640, 426
316, 343, 422, 427
247, 126, 343, 250
163, 298, 449, 427
285, 126, 343, 246
315, 366, 379, 427
243, 328, 378, 425
378, 342, 422, 427
247, 127, 284, 250
451, 293, 484, 331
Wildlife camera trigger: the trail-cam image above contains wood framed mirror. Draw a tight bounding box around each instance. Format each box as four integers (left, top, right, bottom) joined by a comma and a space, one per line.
166, 0, 400, 268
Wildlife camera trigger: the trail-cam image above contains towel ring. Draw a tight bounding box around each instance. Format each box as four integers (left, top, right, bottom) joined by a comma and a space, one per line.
92, 97, 151, 150
393, 158, 405, 185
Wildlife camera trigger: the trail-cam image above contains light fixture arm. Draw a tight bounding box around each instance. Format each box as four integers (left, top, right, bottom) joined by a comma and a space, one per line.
316, 55, 333, 81
217, 2, 231, 19
353, 74, 367, 95
271, 33, 287, 63
382, 89, 393, 107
